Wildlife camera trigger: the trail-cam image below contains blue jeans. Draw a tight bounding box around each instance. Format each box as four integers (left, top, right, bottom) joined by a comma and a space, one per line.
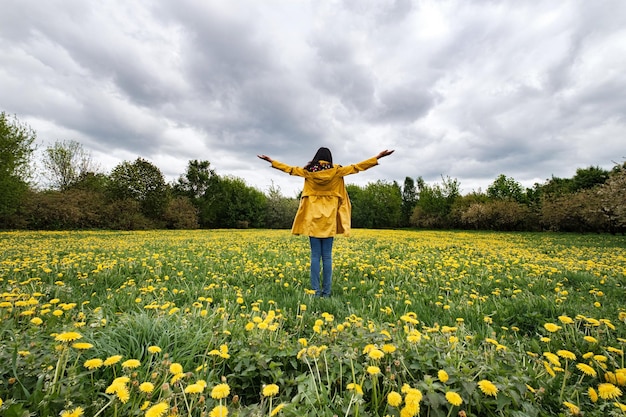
309, 237, 334, 297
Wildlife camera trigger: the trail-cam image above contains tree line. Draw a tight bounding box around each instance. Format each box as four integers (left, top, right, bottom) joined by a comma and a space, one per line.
1, 111, 625, 233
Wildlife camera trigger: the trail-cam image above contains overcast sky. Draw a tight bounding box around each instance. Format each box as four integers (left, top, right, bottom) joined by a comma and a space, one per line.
2, 0, 625, 196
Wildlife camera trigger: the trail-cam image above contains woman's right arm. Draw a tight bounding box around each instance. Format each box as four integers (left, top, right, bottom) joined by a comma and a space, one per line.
258, 155, 306, 176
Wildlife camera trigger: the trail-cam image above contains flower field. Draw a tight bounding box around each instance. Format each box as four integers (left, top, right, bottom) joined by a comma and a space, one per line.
1, 229, 625, 417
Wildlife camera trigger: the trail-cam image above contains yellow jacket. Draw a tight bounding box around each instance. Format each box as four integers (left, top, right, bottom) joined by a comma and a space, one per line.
271, 157, 379, 237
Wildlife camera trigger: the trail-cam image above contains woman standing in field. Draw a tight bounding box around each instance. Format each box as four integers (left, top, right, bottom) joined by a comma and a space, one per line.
257, 148, 394, 297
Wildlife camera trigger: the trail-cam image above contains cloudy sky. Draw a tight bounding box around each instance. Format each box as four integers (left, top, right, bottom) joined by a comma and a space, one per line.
2, 0, 625, 196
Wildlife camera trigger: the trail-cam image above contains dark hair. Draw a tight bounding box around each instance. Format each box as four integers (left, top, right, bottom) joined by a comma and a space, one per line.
305, 147, 333, 171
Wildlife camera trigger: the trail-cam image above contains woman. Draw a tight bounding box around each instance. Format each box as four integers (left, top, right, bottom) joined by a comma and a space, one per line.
257, 148, 394, 297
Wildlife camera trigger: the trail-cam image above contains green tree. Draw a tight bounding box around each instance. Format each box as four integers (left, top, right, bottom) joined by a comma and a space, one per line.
0, 112, 36, 226
401, 177, 418, 227
108, 157, 170, 221
571, 165, 610, 192
411, 176, 460, 228
264, 182, 299, 229
173, 160, 217, 199
202, 176, 267, 228
487, 174, 525, 203
42, 139, 99, 190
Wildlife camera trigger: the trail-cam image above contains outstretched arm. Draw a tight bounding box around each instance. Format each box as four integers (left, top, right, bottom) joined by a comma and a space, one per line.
375, 149, 394, 159
257, 154, 273, 163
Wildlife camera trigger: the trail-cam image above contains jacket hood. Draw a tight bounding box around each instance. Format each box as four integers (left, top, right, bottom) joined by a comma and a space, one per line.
308, 160, 337, 185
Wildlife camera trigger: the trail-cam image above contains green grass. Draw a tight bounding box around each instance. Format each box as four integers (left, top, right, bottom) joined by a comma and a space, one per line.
1, 229, 625, 417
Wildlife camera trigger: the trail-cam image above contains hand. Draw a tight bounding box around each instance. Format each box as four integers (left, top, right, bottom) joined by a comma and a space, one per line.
257, 154, 273, 163
376, 149, 394, 159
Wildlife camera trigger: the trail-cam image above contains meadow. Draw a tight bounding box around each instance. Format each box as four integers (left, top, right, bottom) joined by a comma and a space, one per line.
1, 229, 625, 417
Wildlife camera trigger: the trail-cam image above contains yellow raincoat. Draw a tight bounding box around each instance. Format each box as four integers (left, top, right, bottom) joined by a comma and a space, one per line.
271, 157, 379, 237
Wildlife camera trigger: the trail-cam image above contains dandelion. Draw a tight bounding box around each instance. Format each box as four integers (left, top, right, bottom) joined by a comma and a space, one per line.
445, 391, 463, 407
478, 379, 498, 397
84, 358, 103, 370
347, 383, 363, 395
387, 391, 403, 407
438, 370, 449, 383
598, 383, 622, 400
614, 402, 626, 412
262, 384, 279, 397
211, 383, 231, 400
382, 344, 397, 354
270, 403, 285, 416
544, 323, 562, 333
185, 383, 205, 394
148, 346, 162, 354
30, 317, 43, 325
145, 401, 169, 417
55, 332, 82, 342
368, 348, 385, 360
576, 363, 597, 377
588, 387, 598, 403
60, 407, 84, 417
209, 405, 229, 417
72, 342, 93, 350
544, 352, 561, 367
563, 401, 580, 415
104, 355, 122, 366
139, 382, 155, 393
169, 363, 183, 374
558, 315, 574, 324
367, 365, 381, 376
584, 336, 598, 343
122, 359, 141, 369
557, 350, 576, 361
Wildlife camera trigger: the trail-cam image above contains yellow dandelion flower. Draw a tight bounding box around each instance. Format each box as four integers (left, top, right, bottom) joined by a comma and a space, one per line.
211, 383, 230, 400
209, 405, 229, 417
84, 358, 103, 370
614, 402, 626, 412
169, 363, 183, 374
122, 359, 141, 369
544, 361, 556, 377
576, 363, 597, 377
478, 379, 498, 397
30, 317, 43, 325
139, 382, 155, 393
563, 401, 580, 415
60, 407, 84, 417
557, 350, 576, 361
262, 384, 279, 397
368, 348, 385, 360
55, 332, 82, 342
445, 391, 463, 406
584, 336, 598, 343
171, 373, 185, 384
598, 383, 622, 400
270, 403, 285, 416
185, 383, 205, 394
588, 387, 598, 402
387, 391, 403, 407
103, 355, 122, 366
381, 343, 396, 354
438, 370, 449, 383
148, 346, 162, 354
71, 342, 93, 350
544, 323, 562, 333
145, 401, 169, 417
543, 352, 561, 367
367, 366, 381, 376
558, 315, 574, 324
347, 383, 363, 395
